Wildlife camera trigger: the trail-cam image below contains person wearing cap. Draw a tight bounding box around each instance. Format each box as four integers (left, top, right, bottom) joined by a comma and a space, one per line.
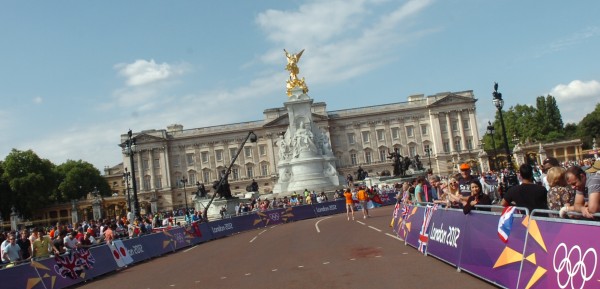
564, 163, 600, 218
541, 157, 561, 191
457, 163, 475, 203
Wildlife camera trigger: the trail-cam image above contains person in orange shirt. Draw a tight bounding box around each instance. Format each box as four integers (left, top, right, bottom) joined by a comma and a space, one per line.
356, 186, 370, 219
343, 188, 355, 221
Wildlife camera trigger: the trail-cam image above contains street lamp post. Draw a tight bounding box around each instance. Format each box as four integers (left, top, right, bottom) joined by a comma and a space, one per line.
123, 168, 132, 212
122, 129, 140, 219
424, 147, 433, 172
486, 121, 499, 171
492, 83, 519, 188
181, 177, 189, 218
203, 131, 257, 221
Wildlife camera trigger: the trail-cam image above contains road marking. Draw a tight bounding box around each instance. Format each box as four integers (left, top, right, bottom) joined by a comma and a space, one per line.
315, 216, 332, 233
375, 255, 382, 258
357, 221, 366, 225
385, 233, 404, 241
350, 258, 356, 261
183, 245, 197, 252
245, 273, 251, 276
220, 277, 227, 279
298, 265, 304, 268
249, 236, 257, 243
402, 252, 408, 255
258, 229, 267, 235
272, 269, 278, 272
323, 261, 330, 264
368, 225, 382, 232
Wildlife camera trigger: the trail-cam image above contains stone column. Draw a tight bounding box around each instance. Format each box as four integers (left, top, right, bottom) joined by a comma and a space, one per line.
10, 206, 19, 231
92, 198, 103, 221
71, 200, 79, 224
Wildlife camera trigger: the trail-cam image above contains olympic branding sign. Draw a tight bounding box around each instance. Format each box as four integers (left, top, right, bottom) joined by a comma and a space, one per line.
553, 243, 597, 289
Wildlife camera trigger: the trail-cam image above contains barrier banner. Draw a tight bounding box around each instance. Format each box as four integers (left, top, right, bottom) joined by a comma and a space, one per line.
0, 261, 48, 289
206, 217, 246, 239
120, 237, 152, 263
425, 208, 465, 266
519, 218, 600, 289
30, 245, 119, 289
181, 221, 211, 245
312, 200, 345, 217
404, 206, 427, 249
163, 227, 194, 251
395, 204, 417, 241
291, 204, 317, 221
460, 212, 528, 289
137, 232, 176, 258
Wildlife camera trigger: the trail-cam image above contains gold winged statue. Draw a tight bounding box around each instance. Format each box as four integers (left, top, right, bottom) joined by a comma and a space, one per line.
284, 49, 309, 96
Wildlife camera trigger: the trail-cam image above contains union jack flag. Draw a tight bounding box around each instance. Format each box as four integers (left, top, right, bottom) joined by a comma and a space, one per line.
401, 204, 410, 219
417, 205, 438, 254
54, 248, 95, 279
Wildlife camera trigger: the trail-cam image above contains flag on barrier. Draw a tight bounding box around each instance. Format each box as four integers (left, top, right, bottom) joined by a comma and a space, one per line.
390, 203, 400, 227
497, 206, 516, 243
113, 240, 134, 265
418, 205, 437, 254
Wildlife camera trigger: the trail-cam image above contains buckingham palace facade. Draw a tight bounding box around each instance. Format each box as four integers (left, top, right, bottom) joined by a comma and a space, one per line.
117, 90, 481, 212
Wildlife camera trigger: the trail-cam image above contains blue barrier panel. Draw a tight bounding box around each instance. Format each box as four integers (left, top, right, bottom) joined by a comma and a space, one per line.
120, 237, 152, 263
459, 211, 528, 289
291, 204, 318, 221
519, 217, 600, 289
312, 200, 345, 217
206, 217, 246, 239
30, 245, 119, 289
164, 227, 194, 251
425, 208, 465, 266
0, 261, 48, 289
138, 232, 176, 258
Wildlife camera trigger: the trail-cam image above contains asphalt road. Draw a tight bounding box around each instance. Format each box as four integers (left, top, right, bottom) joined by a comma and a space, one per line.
75, 205, 498, 289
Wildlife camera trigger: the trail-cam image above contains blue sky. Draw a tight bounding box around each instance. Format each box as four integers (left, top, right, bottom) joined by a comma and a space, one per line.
1, 0, 599, 172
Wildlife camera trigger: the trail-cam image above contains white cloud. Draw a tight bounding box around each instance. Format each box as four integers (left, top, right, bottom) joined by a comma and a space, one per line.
33, 96, 43, 104
549, 80, 600, 102
115, 59, 185, 87
256, 0, 434, 85
549, 79, 600, 123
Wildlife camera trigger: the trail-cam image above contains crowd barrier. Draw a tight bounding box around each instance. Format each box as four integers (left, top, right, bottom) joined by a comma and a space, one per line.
391, 203, 600, 289
0, 193, 396, 289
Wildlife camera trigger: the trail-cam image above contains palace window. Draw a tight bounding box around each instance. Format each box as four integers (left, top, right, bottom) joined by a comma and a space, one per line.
350, 153, 357, 165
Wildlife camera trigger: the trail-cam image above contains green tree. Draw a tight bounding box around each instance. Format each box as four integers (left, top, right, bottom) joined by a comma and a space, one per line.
1, 149, 57, 218
54, 160, 111, 201
577, 103, 600, 148
564, 123, 578, 139
0, 161, 13, 221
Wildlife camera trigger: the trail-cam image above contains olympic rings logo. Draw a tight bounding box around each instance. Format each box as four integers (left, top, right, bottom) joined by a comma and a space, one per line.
269, 213, 280, 221
553, 243, 597, 289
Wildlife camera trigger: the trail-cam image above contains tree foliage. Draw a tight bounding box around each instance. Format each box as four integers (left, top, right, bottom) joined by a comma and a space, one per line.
1, 149, 57, 219
576, 103, 600, 148
54, 160, 111, 202
0, 150, 109, 219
